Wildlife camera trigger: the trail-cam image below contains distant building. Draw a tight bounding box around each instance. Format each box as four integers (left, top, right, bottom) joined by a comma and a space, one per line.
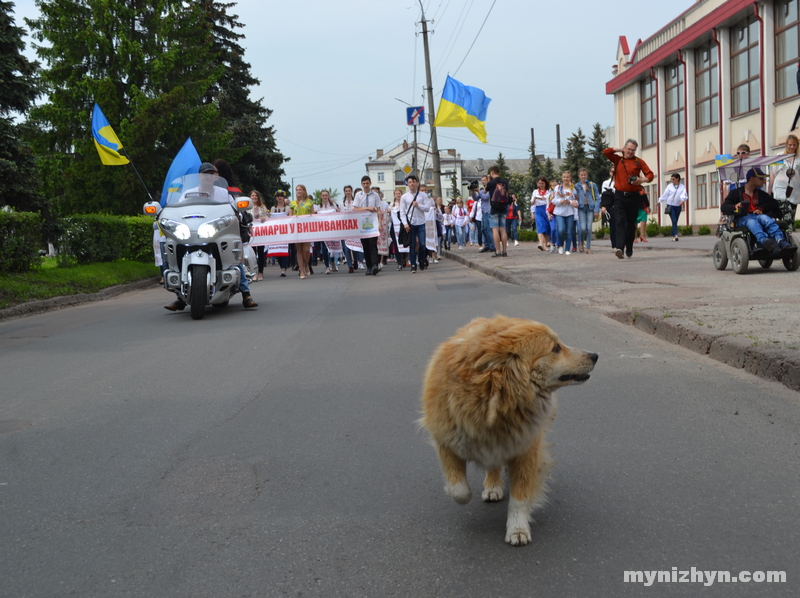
365, 143, 564, 198
606, 0, 800, 226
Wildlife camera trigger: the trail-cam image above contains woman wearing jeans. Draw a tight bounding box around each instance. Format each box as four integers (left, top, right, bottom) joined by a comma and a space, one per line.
553, 171, 577, 255
574, 168, 599, 253
657, 173, 688, 241
452, 198, 468, 248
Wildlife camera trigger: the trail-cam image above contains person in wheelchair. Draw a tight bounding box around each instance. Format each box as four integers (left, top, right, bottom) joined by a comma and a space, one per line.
720, 167, 797, 256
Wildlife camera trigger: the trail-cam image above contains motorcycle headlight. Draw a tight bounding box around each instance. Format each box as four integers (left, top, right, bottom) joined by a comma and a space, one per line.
159, 219, 191, 241
197, 216, 234, 239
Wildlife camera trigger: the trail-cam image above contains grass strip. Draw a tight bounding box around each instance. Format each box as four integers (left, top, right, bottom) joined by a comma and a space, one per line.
0, 258, 159, 310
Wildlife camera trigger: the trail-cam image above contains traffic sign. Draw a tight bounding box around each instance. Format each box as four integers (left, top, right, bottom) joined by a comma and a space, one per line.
407, 106, 425, 126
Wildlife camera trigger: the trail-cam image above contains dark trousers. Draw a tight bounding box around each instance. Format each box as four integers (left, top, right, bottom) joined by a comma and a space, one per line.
613, 192, 641, 255
255, 245, 266, 273
361, 236, 379, 270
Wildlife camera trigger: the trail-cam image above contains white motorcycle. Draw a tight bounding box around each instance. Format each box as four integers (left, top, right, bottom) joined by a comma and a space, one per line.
144, 173, 254, 320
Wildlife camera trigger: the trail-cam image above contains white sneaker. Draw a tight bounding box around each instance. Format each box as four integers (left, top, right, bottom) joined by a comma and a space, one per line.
565, 251, 571, 255
549, 246, 555, 253
558, 247, 564, 255
514, 240, 519, 246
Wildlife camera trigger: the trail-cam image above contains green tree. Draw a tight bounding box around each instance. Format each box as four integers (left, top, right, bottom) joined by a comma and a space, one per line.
201, 1, 287, 197
507, 171, 528, 225
0, 1, 43, 212
563, 127, 587, 182
587, 122, 610, 186
26, 0, 230, 214
527, 138, 540, 188
450, 175, 461, 200
493, 152, 509, 180
312, 187, 340, 204
541, 157, 557, 184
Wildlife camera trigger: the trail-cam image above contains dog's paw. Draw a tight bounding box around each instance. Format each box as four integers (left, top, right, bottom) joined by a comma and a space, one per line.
505, 497, 532, 546
481, 486, 504, 502
505, 527, 532, 546
445, 480, 472, 504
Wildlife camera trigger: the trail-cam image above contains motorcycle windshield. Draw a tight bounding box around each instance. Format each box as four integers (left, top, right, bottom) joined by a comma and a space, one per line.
164, 174, 231, 207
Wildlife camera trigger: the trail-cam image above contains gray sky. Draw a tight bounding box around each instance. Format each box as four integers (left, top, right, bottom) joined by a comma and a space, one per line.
12, 0, 693, 192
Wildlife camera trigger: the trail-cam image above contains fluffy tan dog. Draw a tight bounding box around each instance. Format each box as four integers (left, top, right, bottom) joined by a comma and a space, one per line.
420, 315, 598, 546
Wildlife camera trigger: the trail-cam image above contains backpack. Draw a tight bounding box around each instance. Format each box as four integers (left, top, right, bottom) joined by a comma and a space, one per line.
489, 183, 509, 211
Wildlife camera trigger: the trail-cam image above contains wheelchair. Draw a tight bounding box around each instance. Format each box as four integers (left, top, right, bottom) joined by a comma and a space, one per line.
713, 203, 799, 274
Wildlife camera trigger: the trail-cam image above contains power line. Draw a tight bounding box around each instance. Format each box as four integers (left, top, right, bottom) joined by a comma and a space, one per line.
452, 0, 496, 77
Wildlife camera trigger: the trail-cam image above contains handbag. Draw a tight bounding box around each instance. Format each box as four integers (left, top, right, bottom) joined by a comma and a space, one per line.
546, 201, 555, 214
397, 194, 417, 247
600, 187, 614, 209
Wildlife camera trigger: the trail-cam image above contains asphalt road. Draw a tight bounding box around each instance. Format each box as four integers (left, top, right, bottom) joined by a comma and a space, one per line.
1, 260, 798, 597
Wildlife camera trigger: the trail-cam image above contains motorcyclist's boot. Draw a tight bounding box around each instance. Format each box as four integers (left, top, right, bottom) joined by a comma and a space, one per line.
164, 298, 186, 311
242, 293, 258, 308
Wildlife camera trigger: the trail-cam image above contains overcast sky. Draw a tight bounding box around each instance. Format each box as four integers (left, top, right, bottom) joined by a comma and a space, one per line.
11, 0, 693, 192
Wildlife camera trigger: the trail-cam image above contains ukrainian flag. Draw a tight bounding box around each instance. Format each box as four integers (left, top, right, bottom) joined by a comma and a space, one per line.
92, 103, 129, 166
433, 76, 491, 143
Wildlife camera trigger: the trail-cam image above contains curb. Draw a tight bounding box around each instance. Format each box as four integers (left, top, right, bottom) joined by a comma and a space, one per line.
443, 251, 800, 393
0, 278, 160, 323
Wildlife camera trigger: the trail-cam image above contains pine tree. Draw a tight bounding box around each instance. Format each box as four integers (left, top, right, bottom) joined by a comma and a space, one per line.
0, 0, 43, 212
494, 152, 509, 179
450, 175, 461, 200
200, 1, 287, 196
541, 157, 557, 184
527, 139, 540, 186
563, 128, 587, 182
587, 122, 610, 186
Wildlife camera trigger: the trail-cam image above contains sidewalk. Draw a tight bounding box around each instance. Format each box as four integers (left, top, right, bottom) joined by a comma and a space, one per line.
443, 234, 800, 392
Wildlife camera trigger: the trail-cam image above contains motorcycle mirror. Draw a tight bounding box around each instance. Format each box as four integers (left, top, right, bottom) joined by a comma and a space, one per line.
143, 202, 160, 216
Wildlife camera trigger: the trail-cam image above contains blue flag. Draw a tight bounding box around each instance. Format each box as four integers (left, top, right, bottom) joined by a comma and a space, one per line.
160, 138, 202, 205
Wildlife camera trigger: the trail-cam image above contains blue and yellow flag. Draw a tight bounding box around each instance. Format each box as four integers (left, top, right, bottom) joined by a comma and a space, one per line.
160, 138, 202, 206
433, 76, 491, 143
92, 103, 129, 166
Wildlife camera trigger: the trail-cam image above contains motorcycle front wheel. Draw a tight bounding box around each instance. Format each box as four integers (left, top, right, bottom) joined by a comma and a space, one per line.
189, 264, 207, 320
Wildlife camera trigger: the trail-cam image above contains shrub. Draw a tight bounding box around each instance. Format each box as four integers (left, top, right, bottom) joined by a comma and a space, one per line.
0, 212, 43, 273
123, 216, 157, 263
518, 228, 538, 242
646, 218, 660, 237
698, 225, 711, 235
679, 225, 694, 236
659, 226, 673, 237
58, 214, 130, 265
595, 227, 606, 239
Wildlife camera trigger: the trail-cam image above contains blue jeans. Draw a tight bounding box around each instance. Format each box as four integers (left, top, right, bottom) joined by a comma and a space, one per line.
481, 215, 495, 250
469, 222, 478, 244
549, 217, 559, 247
237, 262, 250, 293
409, 224, 427, 266
556, 214, 574, 250
506, 218, 519, 242
577, 206, 594, 249
455, 224, 467, 246
738, 213, 784, 244
667, 205, 682, 237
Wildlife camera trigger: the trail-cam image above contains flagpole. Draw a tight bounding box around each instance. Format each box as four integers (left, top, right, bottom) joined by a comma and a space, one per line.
120, 148, 154, 202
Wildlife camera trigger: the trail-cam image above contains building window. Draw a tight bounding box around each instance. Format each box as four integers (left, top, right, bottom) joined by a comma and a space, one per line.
641, 78, 657, 147
776, 0, 800, 101
377, 172, 384, 183
695, 42, 719, 128
395, 170, 406, 184
696, 174, 708, 209
731, 16, 760, 116
665, 63, 685, 138
710, 171, 720, 208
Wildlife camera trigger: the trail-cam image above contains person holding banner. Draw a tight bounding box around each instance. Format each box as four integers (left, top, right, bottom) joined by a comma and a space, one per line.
318, 190, 341, 274
270, 190, 290, 276
390, 189, 409, 269
289, 184, 315, 279
341, 185, 361, 272
250, 190, 269, 280
400, 174, 434, 273
354, 175, 383, 276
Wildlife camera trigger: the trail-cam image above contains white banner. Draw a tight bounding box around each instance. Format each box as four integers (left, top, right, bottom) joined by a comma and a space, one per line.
249, 212, 379, 246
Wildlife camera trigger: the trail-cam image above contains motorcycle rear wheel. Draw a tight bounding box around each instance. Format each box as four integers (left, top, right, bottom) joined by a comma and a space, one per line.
189, 264, 207, 320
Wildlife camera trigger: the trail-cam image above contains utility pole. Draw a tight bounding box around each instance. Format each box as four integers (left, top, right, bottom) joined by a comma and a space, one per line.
556, 124, 562, 160
419, 1, 441, 196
